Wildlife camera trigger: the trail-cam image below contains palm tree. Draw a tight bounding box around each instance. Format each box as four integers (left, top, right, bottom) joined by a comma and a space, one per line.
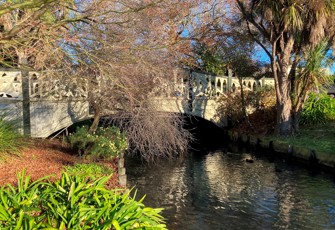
292, 40, 334, 130
236, 0, 335, 135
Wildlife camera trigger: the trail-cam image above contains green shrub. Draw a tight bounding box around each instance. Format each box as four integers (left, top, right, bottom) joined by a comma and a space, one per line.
0, 171, 49, 229
300, 92, 335, 125
0, 171, 167, 229
0, 118, 27, 160
68, 126, 128, 160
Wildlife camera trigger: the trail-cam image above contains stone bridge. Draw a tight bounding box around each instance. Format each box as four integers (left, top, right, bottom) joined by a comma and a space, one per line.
0, 69, 274, 138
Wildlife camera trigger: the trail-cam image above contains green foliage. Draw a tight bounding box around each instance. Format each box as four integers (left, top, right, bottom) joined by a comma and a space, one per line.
193, 43, 226, 75
64, 163, 113, 179
0, 170, 167, 229
0, 117, 27, 160
191, 32, 257, 76
0, 171, 49, 229
300, 92, 335, 126
68, 126, 128, 160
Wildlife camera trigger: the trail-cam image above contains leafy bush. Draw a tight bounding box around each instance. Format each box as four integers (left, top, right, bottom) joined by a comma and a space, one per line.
215, 86, 276, 126
0, 117, 27, 160
215, 91, 244, 126
0, 171, 167, 229
68, 126, 128, 160
248, 86, 276, 110
300, 92, 335, 125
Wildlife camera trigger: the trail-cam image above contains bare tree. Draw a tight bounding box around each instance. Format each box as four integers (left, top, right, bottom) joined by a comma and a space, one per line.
57, 0, 197, 161
82, 44, 194, 161
2, 0, 239, 161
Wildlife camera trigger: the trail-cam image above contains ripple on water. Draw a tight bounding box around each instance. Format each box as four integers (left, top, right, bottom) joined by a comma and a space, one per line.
126, 150, 335, 230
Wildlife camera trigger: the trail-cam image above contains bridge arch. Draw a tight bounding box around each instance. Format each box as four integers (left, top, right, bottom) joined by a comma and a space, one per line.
232, 83, 236, 92
153, 97, 227, 128
217, 79, 221, 88
47, 117, 93, 138
183, 114, 227, 147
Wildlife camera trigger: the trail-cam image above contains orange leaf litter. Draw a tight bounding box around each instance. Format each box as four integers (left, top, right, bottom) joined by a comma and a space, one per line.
0, 139, 120, 188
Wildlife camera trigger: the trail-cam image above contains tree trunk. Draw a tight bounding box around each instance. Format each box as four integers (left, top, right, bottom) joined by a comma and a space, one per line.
89, 113, 101, 134
292, 111, 301, 133
238, 76, 253, 130
274, 70, 295, 136
273, 36, 295, 136
17, 51, 31, 136
275, 96, 293, 136
88, 92, 101, 133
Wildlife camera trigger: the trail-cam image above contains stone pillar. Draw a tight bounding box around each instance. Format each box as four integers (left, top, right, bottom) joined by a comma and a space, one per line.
262, 77, 265, 87
188, 69, 193, 112
118, 152, 127, 187
227, 69, 233, 92
21, 70, 31, 136
207, 75, 211, 97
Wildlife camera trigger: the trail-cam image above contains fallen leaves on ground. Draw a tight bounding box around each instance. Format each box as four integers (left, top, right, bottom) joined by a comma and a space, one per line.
0, 139, 119, 188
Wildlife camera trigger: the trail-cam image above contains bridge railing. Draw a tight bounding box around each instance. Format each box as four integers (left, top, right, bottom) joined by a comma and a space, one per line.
1, 69, 275, 102
154, 70, 275, 100
0, 70, 88, 100
150, 69, 275, 100
30, 73, 89, 100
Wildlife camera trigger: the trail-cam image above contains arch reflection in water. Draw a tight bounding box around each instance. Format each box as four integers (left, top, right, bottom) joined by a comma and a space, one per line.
126, 150, 335, 230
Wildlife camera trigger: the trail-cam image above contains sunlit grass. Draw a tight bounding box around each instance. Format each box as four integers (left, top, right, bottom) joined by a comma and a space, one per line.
63, 163, 113, 178
273, 122, 335, 154
0, 118, 28, 161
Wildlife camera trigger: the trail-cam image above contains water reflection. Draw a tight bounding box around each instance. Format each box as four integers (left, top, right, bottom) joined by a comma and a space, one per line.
126, 149, 335, 229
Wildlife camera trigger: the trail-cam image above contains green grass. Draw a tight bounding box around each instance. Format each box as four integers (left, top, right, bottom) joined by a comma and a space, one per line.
0, 118, 28, 161
270, 122, 335, 154
63, 163, 113, 179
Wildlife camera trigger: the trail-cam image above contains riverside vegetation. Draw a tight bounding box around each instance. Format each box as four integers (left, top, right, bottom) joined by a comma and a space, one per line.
269, 92, 335, 155
0, 120, 167, 229
216, 87, 335, 156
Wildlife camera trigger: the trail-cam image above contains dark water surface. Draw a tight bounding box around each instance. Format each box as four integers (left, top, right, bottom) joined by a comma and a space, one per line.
126, 146, 335, 230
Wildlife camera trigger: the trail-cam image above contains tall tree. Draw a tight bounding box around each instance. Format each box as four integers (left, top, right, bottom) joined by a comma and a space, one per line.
236, 0, 335, 135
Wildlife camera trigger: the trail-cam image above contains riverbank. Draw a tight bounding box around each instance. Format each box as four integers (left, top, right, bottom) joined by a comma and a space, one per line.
227, 122, 335, 172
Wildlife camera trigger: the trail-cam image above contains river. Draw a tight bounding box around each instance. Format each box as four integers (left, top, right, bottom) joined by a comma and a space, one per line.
126, 144, 335, 229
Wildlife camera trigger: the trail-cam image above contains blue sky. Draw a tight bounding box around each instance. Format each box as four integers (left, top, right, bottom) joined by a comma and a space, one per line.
254, 49, 335, 75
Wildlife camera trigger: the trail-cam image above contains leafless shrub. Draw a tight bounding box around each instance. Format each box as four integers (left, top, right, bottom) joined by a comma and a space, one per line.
107, 104, 192, 162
